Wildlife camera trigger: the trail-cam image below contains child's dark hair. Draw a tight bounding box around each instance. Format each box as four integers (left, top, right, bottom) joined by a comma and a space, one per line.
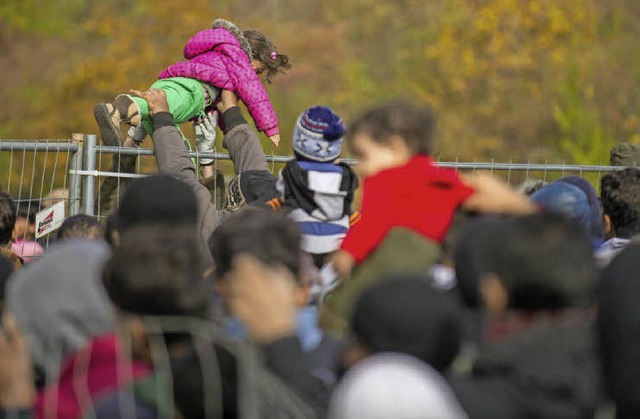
349, 100, 435, 155
243, 29, 291, 83
57, 214, 103, 241
601, 168, 640, 238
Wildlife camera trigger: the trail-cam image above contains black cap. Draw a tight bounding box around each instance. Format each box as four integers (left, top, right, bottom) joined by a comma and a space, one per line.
351, 275, 461, 372
114, 174, 198, 231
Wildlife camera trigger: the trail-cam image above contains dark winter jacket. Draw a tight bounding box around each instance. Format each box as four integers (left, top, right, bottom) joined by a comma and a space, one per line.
451, 320, 602, 419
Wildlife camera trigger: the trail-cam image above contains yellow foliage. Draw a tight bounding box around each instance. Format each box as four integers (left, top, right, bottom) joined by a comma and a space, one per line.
0, 0, 638, 173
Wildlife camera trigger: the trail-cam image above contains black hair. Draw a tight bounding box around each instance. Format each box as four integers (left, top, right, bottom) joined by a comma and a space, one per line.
601, 168, 640, 239
454, 215, 507, 308
0, 253, 14, 303
243, 29, 291, 83
487, 212, 597, 310
113, 174, 198, 233
57, 214, 103, 240
0, 192, 16, 246
102, 226, 210, 318
351, 274, 460, 372
209, 207, 302, 282
349, 100, 435, 155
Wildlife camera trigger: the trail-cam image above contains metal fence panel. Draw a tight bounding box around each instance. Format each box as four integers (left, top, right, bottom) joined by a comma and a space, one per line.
1, 135, 634, 243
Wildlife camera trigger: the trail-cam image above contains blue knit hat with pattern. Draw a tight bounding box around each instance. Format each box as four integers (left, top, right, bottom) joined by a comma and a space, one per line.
293, 106, 346, 162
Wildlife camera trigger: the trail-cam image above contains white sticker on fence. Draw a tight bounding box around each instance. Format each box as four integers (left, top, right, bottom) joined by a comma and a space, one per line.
35, 201, 66, 238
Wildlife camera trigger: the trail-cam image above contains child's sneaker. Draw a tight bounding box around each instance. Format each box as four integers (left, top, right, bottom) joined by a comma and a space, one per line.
93, 102, 123, 147
93, 95, 141, 146
113, 94, 141, 126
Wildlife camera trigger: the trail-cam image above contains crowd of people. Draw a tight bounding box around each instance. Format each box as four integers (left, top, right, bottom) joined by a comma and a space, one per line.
2, 18, 640, 419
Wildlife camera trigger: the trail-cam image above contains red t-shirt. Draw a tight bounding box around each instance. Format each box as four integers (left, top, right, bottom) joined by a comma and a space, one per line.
341, 155, 474, 263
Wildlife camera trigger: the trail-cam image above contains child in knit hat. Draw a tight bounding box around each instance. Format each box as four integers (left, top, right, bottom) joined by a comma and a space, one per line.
268, 106, 359, 269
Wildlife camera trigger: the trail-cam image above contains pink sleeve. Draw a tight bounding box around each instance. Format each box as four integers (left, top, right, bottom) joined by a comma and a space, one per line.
224, 53, 279, 135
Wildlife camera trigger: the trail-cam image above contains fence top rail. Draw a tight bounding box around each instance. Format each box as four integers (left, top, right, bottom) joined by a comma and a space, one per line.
1, 140, 632, 173
0, 141, 80, 152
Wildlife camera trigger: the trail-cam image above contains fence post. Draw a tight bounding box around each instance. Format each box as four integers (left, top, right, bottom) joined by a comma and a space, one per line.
68, 133, 84, 216
82, 134, 97, 216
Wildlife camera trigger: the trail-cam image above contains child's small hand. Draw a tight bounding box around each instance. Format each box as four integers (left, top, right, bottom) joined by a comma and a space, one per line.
331, 250, 355, 281
269, 134, 280, 148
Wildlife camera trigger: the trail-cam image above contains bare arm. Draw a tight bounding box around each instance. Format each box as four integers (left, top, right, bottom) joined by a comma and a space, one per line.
461, 172, 537, 215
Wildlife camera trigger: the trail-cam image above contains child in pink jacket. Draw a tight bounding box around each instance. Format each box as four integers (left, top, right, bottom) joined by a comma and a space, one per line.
94, 19, 290, 148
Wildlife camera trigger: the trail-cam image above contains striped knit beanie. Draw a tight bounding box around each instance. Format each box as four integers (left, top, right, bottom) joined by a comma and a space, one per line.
293, 106, 346, 162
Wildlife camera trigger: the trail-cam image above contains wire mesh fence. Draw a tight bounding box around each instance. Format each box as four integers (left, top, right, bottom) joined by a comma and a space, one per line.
0, 135, 629, 244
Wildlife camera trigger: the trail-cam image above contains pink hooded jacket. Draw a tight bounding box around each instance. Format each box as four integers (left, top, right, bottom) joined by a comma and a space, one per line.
159, 19, 279, 137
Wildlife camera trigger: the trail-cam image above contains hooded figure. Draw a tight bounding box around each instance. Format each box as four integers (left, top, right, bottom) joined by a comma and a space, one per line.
7, 240, 112, 379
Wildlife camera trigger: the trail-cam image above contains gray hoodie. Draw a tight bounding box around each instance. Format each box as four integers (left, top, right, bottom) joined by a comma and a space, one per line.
7, 240, 112, 378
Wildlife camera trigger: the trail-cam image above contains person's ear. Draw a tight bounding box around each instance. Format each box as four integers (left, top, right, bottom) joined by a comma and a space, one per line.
110, 230, 121, 248
388, 135, 413, 159
603, 214, 615, 239
479, 273, 509, 317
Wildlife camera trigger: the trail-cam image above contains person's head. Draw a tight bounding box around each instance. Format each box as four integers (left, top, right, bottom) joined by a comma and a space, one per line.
329, 353, 467, 419
12, 204, 37, 242
0, 192, 16, 247
243, 29, 291, 83
481, 212, 597, 315
531, 177, 604, 247
103, 225, 210, 322
40, 189, 68, 209
343, 275, 460, 373
610, 143, 640, 167
209, 207, 307, 307
600, 168, 640, 239
57, 214, 104, 241
108, 174, 198, 246
292, 106, 346, 163
349, 100, 435, 178
7, 240, 112, 378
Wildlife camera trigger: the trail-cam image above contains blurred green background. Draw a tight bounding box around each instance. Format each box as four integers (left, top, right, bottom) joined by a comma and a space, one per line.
1, 0, 639, 193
